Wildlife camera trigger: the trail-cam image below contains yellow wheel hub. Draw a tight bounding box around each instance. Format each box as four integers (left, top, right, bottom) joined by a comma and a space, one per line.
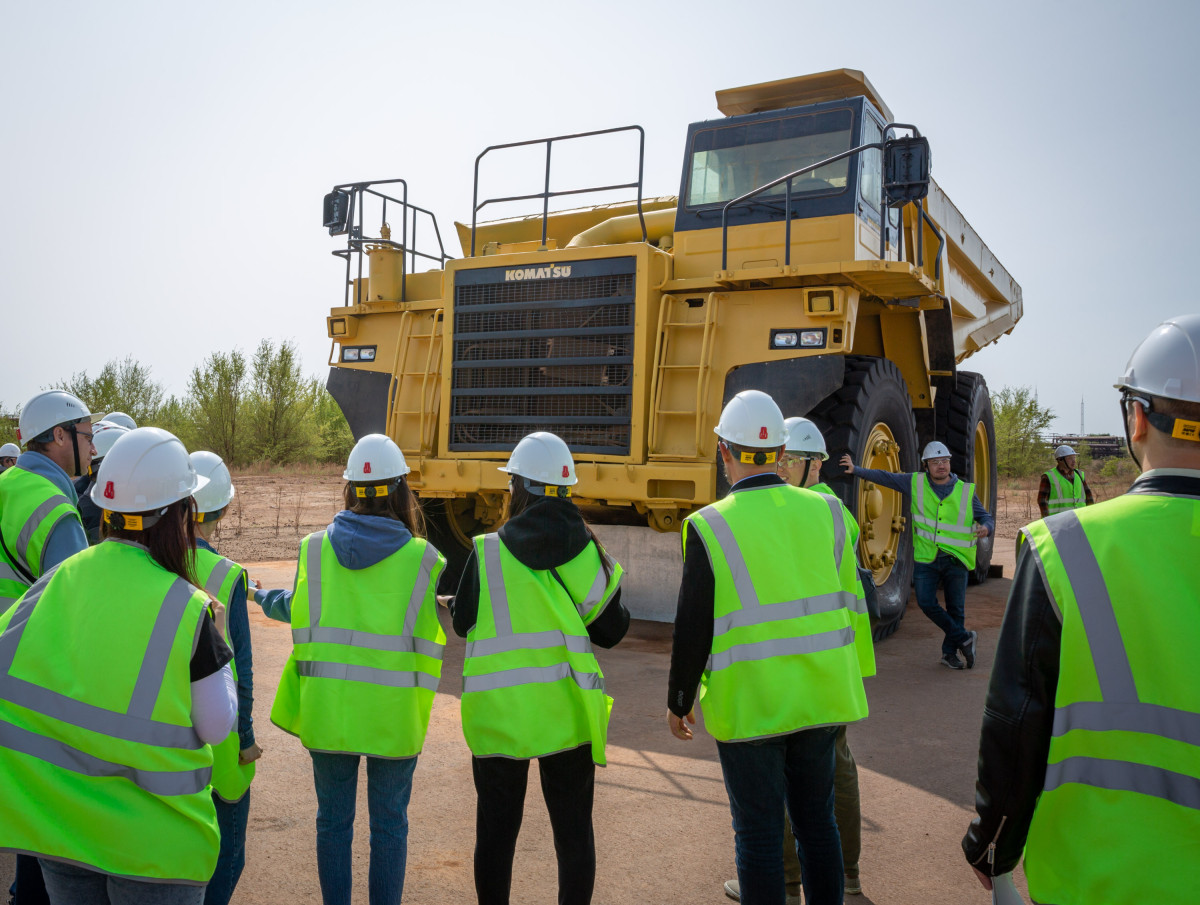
857, 424, 905, 585
973, 419, 992, 509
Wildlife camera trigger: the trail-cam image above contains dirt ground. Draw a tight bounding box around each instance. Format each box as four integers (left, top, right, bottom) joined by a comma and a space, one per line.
6, 470, 1116, 903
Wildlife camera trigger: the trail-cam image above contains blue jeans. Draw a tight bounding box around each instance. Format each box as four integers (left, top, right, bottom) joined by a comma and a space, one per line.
913, 554, 971, 655
716, 727, 843, 905
38, 859, 204, 905
204, 790, 250, 905
310, 751, 417, 905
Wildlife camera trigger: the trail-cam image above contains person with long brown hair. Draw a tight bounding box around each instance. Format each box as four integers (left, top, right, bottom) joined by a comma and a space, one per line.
254, 433, 445, 905
0, 426, 236, 903
450, 430, 630, 905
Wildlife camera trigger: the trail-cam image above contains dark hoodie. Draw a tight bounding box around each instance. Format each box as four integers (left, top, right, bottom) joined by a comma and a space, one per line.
255, 510, 417, 622
450, 496, 629, 648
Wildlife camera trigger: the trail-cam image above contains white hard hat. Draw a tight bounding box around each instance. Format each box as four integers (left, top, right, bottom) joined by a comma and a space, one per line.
91, 421, 130, 460
922, 441, 952, 461
104, 411, 138, 430
0, 443, 19, 458
90, 427, 209, 513
344, 434, 410, 482
783, 417, 828, 459
1054, 444, 1076, 458
190, 450, 236, 514
17, 390, 97, 446
1115, 313, 1200, 403
499, 431, 578, 486
714, 390, 788, 448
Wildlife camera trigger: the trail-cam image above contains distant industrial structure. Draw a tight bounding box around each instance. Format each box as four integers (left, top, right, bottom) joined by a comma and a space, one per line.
1044, 434, 1126, 459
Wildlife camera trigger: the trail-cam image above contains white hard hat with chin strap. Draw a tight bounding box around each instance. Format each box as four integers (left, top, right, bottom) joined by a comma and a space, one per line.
103, 412, 137, 430
344, 434, 410, 499
1054, 444, 1076, 459
714, 390, 788, 467
18, 390, 101, 478
190, 450, 236, 521
783, 416, 827, 485
922, 441, 952, 462
1115, 314, 1200, 465
91, 428, 209, 532
0, 443, 19, 459
499, 431, 577, 498
88, 422, 130, 474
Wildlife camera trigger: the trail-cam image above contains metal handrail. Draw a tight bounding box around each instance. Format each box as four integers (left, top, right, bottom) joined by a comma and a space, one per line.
330, 179, 452, 306
470, 125, 646, 256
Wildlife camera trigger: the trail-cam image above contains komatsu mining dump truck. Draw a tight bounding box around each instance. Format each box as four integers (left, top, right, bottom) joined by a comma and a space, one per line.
319, 69, 1022, 638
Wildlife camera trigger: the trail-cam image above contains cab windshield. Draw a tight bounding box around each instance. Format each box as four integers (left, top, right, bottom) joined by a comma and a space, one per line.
686, 108, 853, 209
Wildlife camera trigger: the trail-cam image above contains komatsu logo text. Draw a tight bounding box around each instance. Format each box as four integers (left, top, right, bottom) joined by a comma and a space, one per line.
504, 265, 573, 281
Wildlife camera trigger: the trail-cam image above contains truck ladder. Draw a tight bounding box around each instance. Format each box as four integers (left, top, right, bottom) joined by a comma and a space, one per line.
385, 309, 444, 456
648, 294, 720, 458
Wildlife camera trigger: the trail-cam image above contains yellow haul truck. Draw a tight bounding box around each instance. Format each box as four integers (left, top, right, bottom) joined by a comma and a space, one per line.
320, 69, 1022, 638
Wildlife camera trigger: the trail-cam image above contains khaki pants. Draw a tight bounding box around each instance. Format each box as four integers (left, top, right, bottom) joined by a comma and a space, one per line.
784, 724, 861, 894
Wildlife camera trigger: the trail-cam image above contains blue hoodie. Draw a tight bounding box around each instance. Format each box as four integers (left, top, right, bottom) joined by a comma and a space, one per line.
255, 510, 413, 622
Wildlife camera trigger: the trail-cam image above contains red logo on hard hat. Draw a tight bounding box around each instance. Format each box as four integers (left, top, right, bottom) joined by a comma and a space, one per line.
104, 481, 115, 499
562, 465, 570, 478
759, 426, 768, 440
15, 430, 21, 442
363, 462, 371, 474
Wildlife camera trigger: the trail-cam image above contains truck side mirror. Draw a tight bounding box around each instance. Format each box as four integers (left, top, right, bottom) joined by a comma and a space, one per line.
324, 190, 351, 235
883, 136, 931, 206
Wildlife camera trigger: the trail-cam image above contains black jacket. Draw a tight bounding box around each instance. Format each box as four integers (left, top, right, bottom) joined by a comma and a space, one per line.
962, 469, 1200, 874
450, 495, 630, 648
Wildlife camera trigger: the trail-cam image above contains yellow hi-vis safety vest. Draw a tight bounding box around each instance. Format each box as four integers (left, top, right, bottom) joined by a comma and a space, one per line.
461, 533, 623, 765
0, 466, 83, 610
910, 473, 978, 570
0, 540, 218, 883
1045, 467, 1086, 514
1020, 493, 1200, 904
271, 530, 446, 758
685, 483, 873, 742
191, 546, 254, 802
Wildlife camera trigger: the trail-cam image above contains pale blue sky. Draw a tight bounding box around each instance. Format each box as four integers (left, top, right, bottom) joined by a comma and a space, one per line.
2, 0, 1194, 435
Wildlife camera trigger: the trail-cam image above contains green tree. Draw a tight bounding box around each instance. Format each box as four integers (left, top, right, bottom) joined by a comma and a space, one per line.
245, 340, 319, 464
188, 349, 248, 465
0, 402, 19, 447
313, 386, 355, 464
994, 386, 1055, 477
52, 357, 165, 424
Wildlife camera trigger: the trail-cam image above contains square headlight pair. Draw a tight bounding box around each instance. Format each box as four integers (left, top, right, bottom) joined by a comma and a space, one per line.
341, 346, 377, 362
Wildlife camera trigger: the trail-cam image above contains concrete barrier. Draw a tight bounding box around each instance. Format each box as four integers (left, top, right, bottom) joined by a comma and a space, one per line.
590, 524, 682, 623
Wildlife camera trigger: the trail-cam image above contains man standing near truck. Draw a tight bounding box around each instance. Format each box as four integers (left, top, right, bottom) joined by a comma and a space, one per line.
839, 442, 993, 669
963, 313, 1200, 902
1037, 444, 1094, 517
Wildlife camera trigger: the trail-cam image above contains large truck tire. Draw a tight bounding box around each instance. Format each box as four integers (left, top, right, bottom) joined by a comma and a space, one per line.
935, 370, 998, 584
809, 356, 919, 642
420, 497, 477, 595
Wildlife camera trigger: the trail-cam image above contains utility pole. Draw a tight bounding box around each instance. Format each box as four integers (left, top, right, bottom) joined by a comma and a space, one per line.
1080, 396, 1085, 436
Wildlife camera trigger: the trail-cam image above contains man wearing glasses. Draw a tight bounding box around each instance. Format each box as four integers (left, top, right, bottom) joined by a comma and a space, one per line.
0, 389, 97, 905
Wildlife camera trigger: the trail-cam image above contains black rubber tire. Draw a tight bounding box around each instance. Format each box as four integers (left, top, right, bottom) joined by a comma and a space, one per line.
809, 356, 919, 642
420, 498, 474, 595
935, 370, 998, 584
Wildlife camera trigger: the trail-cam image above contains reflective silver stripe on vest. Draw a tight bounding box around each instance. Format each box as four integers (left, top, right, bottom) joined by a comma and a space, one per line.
1044, 756, 1200, 812
700, 498, 856, 634
128, 579, 198, 720
913, 477, 974, 532
304, 531, 327, 626
1054, 700, 1200, 747
1045, 511, 1137, 701
0, 563, 63, 674
402, 543, 440, 637
16, 496, 68, 572
0, 718, 210, 796
296, 659, 439, 691
462, 662, 605, 694
202, 557, 238, 605
1, 562, 25, 587
483, 534, 512, 637
708, 625, 857, 672
292, 626, 444, 659
466, 629, 594, 659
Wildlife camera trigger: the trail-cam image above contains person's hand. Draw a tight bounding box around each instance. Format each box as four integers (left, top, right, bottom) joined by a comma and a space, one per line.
668, 709, 695, 741
239, 742, 264, 765
839, 454, 856, 475
971, 866, 993, 891
252, 579, 263, 591
209, 600, 227, 639
972, 523, 989, 538
436, 594, 453, 608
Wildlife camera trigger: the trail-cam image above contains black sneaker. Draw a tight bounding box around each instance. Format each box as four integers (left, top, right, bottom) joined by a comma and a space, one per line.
961, 630, 978, 669
940, 652, 965, 670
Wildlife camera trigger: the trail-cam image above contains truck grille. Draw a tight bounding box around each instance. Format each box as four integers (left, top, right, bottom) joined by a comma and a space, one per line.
450, 257, 636, 454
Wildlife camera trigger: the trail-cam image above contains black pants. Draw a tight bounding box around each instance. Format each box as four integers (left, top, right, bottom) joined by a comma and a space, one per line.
11, 855, 50, 905
472, 744, 595, 905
